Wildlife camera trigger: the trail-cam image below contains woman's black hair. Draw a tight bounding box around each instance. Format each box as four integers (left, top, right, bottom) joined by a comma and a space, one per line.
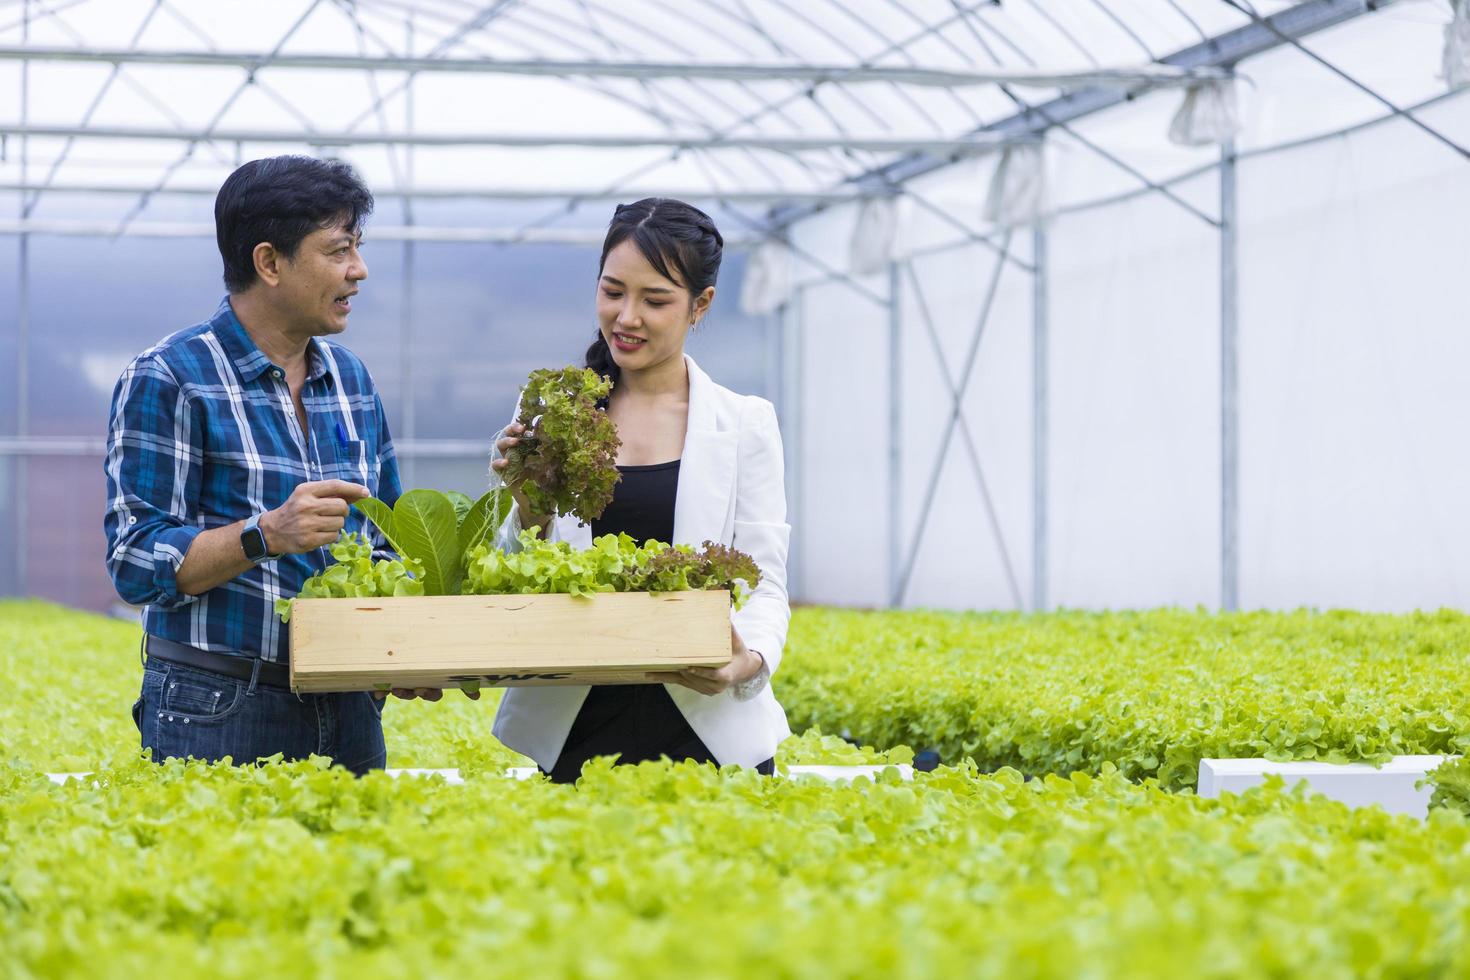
586, 197, 724, 386
215, 155, 374, 293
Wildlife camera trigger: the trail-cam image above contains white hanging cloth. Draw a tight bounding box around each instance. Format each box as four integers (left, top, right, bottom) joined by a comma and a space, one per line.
1168, 77, 1241, 146
848, 197, 899, 277
982, 143, 1046, 227
738, 240, 793, 316
1446, 0, 1470, 91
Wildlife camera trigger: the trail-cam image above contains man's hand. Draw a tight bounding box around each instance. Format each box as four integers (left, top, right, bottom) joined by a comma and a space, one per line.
259, 480, 370, 554
177, 478, 370, 596
648, 627, 763, 696
371, 687, 480, 702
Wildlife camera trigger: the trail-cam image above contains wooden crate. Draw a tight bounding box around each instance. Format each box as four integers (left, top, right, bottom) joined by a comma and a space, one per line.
288, 590, 732, 693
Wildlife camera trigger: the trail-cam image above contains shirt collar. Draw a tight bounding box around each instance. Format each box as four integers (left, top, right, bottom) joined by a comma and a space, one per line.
210, 296, 335, 386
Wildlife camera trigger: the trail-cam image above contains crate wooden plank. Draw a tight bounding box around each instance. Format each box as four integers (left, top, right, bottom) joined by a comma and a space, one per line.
289, 590, 732, 693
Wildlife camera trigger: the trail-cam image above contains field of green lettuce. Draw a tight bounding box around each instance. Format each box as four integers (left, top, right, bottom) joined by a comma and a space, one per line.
0, 600, 899, 774
782, 607, 1470, 789
5, 599, 1470, 978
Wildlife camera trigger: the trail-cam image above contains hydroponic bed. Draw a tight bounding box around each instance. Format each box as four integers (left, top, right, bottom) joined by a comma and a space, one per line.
6, 600, 1470, 978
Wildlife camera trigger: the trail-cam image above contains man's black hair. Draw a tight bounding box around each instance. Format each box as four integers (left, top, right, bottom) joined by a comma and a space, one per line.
215, 156, 374, 293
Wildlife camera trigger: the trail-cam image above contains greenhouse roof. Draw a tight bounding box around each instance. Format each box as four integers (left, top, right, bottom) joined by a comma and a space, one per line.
0, 0, 1464, 243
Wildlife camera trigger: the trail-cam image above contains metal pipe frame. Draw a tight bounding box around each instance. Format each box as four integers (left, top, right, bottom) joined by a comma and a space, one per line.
1032, 221, 1048, 614
1219, 141, 1240, 613
1, 123, 1022, 156
782, 288, 806, 603
112, 0, 329, 236
1221, 0, 1470, 161
13, 0, 29, 596
770, 0, 1406, 230
491, 0, 1019, 248
400, 9, 417, 490
17, 1, 223, 222
769, 86, 1470, 298
1048, 87, 1470, 222
763, 306, 782, 430
0, 44, 1227, 90
0, 180, 866, 205
890, 238, 1024, 609
0, 218, 761, 247
0, 0, 1433, 613
0, 436, 504, 458
886, 261, 902, 607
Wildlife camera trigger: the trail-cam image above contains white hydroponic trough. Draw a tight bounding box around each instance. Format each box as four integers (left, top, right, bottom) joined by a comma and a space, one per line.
1196, 756, 1451, 817
45, 764, 915, 786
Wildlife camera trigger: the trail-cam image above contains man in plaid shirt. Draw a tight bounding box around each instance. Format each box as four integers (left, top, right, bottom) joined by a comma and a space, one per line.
104, 156, 402, 774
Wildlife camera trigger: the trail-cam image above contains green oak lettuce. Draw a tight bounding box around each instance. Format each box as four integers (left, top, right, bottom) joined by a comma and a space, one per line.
1423, 755, 1470, 817
278, 525, 762, 617
777, 607, 1470, 790
5, 757, 1470, 978
500, 365, 621, 524
464, 530, 761, 608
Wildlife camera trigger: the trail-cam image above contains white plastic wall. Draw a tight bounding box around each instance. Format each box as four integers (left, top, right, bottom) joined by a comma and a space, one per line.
1046, 179, 1222, 609
1237, 106, 1470, 611
896, 240, 1034, 611
782, 14, 1470, 613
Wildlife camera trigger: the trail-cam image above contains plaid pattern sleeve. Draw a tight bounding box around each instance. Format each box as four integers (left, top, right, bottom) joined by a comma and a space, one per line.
103, 297, 400, 664
103, 350, 206, 611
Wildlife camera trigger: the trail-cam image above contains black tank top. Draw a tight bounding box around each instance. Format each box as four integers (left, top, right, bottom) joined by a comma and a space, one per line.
546, 452, 775, 781
591, 459, 680, 544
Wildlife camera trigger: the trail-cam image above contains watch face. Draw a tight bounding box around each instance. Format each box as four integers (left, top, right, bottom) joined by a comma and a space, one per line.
242, 526, 269, 562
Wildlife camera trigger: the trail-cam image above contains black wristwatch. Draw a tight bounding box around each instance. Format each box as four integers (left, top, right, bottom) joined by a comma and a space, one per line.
241, 513, 278, 563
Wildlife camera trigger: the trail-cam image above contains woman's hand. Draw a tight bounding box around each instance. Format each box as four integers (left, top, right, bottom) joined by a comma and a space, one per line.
648, 627, 763, 696
490, 422, 549, 531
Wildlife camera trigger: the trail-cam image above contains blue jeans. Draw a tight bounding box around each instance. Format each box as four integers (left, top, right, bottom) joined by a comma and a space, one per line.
133, 659, 387, 775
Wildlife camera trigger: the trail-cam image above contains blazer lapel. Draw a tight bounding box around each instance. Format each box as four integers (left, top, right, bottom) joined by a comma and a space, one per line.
672, 356, 737, 546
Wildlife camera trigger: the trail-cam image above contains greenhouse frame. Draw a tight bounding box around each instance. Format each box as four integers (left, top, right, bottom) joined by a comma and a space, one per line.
2, 0, 1468, 615
8, 4, 1470, 976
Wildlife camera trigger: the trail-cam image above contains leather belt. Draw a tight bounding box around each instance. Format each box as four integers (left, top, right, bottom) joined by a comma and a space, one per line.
144, 634, 291, 689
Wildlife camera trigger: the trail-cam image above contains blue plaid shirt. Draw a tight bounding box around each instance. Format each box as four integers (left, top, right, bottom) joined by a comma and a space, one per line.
104, 297, 401, 664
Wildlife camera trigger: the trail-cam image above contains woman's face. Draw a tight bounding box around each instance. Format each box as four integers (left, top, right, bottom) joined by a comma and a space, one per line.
596, 238, 713, 374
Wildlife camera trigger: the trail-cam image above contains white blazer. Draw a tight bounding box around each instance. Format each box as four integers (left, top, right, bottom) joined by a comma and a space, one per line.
490, 357, 793, 769
492, 355, 793, 771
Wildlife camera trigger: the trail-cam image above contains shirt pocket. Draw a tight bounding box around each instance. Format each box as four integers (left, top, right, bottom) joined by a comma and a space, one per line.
325, 438, 371, 489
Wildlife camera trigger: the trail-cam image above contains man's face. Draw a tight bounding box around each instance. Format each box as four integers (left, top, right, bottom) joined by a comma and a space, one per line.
276, 220, 368, 336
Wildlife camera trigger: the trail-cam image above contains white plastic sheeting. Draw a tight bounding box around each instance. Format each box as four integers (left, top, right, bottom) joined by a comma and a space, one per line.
789, 277, 889, 608
847, 197, 900, 278
982, 144, 1047, 228
1447, 0, 1470, 90
777, 5, 1470, 613
894, 240, 1034, 611
1168, 78, 1242, 146
738, 241, 793, 316
1237, 107, 1470, 610
1045, 186, 1222, 610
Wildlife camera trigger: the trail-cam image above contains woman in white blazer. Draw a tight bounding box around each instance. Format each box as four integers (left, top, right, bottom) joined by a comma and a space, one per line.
490, 198, 792, 781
